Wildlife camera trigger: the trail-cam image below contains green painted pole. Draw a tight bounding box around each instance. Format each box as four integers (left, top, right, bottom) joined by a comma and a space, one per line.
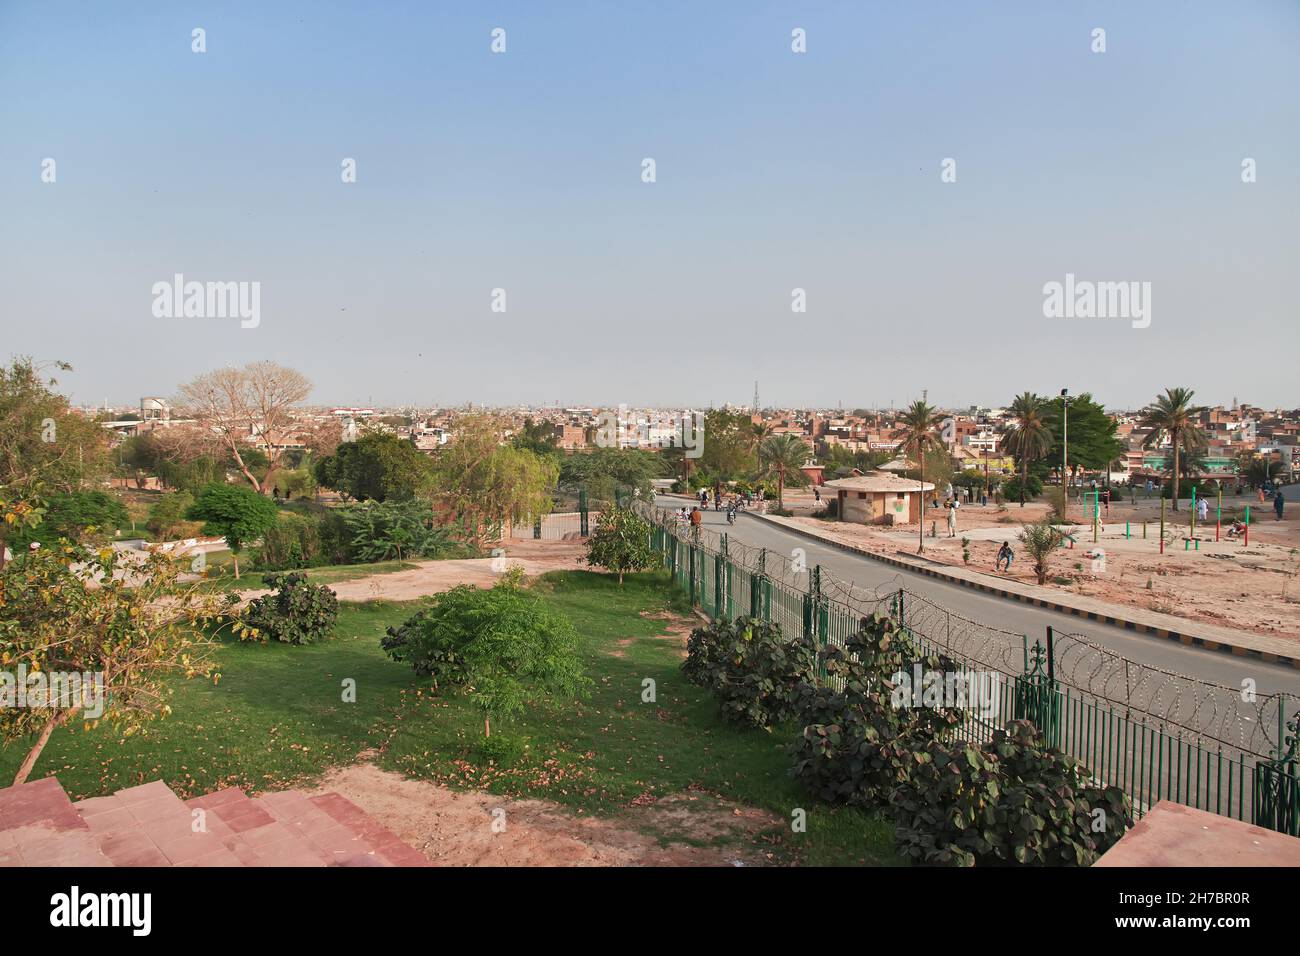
1244, 505, 1250, 546
1216, 485, 1222, 542
1191, 486, 1197, 539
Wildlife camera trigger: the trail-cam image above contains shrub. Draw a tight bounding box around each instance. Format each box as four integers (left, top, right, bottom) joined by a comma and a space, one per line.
281, 501, 354, 565
790, 613, 965, 806
13, 490, 130, 548
586, 506, 659, 584
242, 572, 339, 645
1044, 486, 1068, 522
256, 512, 323, 570
1002, 475, 1043, 502
891, 721, 1132, 866
381, 570, 590, 736
1019, 520, 1063, 585
147, 491, 194, 540
683, 616, 819, 729
343, 499, 455, 562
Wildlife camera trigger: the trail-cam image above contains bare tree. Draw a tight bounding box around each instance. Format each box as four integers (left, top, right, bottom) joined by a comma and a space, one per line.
176, 362, 312, 493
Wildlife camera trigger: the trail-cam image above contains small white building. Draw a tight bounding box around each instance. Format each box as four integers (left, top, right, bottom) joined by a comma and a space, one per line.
821, 471, 935, 525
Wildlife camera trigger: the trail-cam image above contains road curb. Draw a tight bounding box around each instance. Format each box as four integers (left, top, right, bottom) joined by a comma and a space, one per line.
744, 511, 1300, 670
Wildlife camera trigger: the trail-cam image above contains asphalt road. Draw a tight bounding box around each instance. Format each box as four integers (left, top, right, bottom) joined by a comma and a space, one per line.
662, 499, 1300, 699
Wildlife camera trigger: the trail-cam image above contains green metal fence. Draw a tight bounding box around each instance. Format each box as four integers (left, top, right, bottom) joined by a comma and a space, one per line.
638, 501, 1300, 835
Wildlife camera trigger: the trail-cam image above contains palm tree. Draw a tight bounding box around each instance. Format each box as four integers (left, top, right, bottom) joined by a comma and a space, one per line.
1002, 392, 1055, 508
757, 433, 808, 510
1139, 387, 1207, 511
894, 400, 947, 552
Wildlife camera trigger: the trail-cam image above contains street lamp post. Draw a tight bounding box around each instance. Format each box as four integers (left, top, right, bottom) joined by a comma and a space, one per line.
1061, 388, 1070, 520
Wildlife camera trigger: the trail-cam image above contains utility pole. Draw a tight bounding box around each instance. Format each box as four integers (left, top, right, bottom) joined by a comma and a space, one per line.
1061, 388, 1070, 520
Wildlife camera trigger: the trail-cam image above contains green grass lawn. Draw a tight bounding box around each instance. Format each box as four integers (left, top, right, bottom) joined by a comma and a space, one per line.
0, 570, 897, 866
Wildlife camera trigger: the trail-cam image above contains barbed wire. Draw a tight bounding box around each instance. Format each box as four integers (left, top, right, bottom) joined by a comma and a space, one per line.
635, 499, 1293, 758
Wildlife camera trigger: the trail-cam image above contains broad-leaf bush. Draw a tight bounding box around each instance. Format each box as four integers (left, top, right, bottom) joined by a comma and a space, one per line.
790, 613, 965, 806
243, 572, 339, 645
682, 616, 818, 729
891, 721, 1132, 867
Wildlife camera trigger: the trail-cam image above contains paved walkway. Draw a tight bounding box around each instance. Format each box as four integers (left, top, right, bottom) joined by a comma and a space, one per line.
0, 776, 428, 867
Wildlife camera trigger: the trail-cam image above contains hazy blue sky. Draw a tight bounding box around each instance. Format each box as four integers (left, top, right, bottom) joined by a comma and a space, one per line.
2, 1, 1297, 410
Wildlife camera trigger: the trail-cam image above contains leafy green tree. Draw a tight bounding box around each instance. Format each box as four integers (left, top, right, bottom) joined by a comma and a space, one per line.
757, 433, 810, 510
187, 482, 280, 579
1, 538, 233, 784
818, 443, 891, 476
1042, 393, 1122, 487
698, 408, 759, 483
586, 506, 659, 584
116, 432, 166, 489
427, 416, 558, 543
11, 490, 129, 549
1244, 456, 1284, 486
0, 358, 111, 567
894, 400, 947, 552
313, 433, 433, 502
380, 570, 590, 737
560, 447, 667, 501
1139, 387, 1208, 511
512, 417, 563, 458
1003, 393, 1055, 508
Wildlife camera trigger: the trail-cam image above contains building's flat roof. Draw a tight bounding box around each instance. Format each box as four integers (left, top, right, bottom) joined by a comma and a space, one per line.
822, 471, 935, 493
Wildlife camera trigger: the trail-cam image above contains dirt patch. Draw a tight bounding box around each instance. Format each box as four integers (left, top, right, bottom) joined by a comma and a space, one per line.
235, 539, 590, 604
307, 763, 779, 866
640, 610, 695, 658
770, 504, 1300, 643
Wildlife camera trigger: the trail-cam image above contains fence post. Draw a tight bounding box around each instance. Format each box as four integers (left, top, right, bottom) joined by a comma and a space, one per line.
715, 535, 726, 620
1046, 625, 1055, 684
688, 541, 697, 607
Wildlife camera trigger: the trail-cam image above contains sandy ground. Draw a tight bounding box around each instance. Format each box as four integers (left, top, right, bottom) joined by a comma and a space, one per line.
779, 489, 1300, 642
236, 538, 590, 603
308, 762, 781, 866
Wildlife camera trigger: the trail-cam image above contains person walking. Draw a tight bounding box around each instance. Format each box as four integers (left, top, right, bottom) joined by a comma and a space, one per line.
690, 506, 703, 529
1197, 497, 1209, 522
947, 501, 957, 537
1275, 490, 1285, 521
